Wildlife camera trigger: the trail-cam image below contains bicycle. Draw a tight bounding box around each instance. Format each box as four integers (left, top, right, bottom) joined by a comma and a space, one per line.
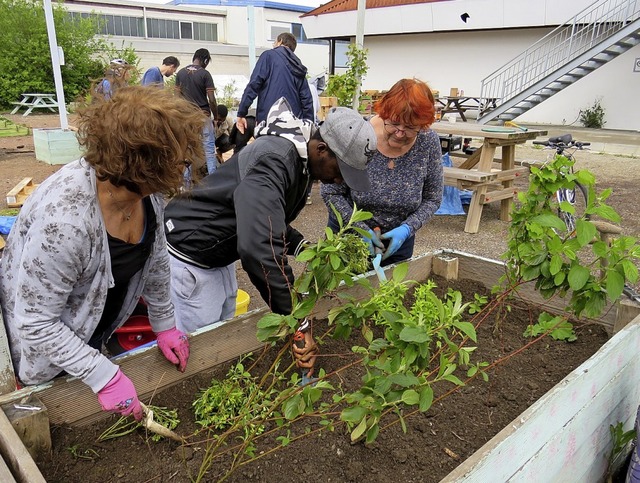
532, 133, 591, 233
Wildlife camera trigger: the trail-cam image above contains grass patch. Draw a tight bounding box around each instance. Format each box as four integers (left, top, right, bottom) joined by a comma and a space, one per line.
0, 208, 19, 216
0, 117, 30, 137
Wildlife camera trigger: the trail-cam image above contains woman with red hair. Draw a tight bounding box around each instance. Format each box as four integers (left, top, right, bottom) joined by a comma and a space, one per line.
321, 78, 443, 265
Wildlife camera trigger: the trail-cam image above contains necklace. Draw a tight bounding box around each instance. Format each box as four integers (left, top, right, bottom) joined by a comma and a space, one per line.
107, 189, 135, 221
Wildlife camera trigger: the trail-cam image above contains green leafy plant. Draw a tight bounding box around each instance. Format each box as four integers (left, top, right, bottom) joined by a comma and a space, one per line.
216, 80, 237, 108
503, 153, 639, 320
192, 356, 270, 438
100, 43, 141, 84
523, 312, 577, 341
579, 99, 606, 128
607, 422, 636, 483
323, 43, 369, 107
329, 266, 488, 442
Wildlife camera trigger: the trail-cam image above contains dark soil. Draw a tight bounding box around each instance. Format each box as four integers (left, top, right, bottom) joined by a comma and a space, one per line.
40, 276, 609, 483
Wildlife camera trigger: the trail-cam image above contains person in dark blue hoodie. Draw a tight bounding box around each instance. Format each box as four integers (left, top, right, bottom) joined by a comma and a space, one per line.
235, 32, 314, 137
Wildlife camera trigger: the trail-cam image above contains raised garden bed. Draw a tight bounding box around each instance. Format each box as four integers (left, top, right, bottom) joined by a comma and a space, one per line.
12, 251, 635, 483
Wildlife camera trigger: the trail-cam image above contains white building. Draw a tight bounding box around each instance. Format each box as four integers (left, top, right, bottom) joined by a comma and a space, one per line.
301, 0, 640, 130
63, 0, 331, 96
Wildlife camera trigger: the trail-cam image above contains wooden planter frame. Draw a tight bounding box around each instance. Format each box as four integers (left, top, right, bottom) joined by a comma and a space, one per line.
0, 250, 638, 481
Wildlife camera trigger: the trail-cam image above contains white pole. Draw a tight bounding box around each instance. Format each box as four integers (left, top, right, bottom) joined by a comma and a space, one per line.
43, 0, 68, 130
352, 0, 366, 111
247, 5, 256, 73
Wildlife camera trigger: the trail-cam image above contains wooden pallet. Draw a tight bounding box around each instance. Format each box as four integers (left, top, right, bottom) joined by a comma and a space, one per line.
6, 178, 38, 208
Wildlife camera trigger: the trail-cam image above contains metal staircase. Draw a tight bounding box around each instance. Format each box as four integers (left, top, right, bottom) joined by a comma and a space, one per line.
478, 0, 640, 124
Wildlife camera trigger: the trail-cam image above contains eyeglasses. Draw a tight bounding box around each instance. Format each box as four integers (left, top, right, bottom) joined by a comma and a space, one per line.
383, 121, 420, 138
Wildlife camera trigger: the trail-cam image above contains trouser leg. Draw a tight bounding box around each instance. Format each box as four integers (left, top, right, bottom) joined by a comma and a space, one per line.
169, 257, 237, 333
202, 118, 217, 174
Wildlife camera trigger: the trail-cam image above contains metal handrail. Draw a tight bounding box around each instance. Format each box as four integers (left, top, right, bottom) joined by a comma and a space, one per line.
480, 0, 640, 104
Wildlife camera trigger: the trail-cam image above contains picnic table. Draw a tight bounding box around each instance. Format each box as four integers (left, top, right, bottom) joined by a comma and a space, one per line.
10, 93, 59, 117
432, 123, 548, 234
435, 96, 499, 122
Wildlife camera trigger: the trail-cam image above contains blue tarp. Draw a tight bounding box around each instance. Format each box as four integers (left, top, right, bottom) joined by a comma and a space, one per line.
435, 153, 467, 215
0, 216, 17, 235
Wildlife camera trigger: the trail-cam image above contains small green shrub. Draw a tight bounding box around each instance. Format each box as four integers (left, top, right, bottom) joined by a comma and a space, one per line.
323, 44, 368, 107
579, 99, 606, 128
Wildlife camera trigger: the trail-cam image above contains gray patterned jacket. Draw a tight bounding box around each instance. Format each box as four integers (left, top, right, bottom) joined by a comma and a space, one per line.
0, 160, 176, 392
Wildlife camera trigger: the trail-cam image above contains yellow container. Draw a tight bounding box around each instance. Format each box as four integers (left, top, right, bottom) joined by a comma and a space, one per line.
234, 289, 250, 316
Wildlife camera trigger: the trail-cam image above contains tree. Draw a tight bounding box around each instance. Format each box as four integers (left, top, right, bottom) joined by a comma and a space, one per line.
0, 0, 106, 106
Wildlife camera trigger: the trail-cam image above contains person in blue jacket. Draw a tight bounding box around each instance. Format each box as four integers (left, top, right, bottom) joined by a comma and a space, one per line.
235, 32, 314, 137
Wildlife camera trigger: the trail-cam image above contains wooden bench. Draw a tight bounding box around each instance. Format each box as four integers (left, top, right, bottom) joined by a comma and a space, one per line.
443, 166, 528, 203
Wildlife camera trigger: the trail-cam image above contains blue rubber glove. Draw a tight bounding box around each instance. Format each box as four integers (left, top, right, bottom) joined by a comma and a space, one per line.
363, 228, 384, 256
380, 224, 411, 260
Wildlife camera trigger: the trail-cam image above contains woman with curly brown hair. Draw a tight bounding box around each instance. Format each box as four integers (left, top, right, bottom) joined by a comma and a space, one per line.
0, 86, 205, 421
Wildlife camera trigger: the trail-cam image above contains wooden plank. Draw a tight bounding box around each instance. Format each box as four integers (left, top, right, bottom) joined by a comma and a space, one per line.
614, 298, 640, 333
512, 360, 640, 481
452, 250, 618, 328
491, 166, 528, 181
0, 310, 16, 395
432, 254, 458, 280
432, 123, 547, 141
443, 167, 496, 183
480, 188, 517, 204
0, 456, 16, 483
6, 178, 34, 205
463, 185, 488, 233
500, 145, 516, 221
0, 407, 46, 483
6, 179, 38, 208
1, 396, 51, 463
442, 316, 640, 482
458, 146, 483, 170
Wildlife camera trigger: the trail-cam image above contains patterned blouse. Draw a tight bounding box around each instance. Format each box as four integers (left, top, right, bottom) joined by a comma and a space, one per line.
321, 128, 443, 234
0, 160, 176, 391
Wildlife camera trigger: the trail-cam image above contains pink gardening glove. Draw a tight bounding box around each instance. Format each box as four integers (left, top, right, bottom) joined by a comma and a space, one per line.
155, 327, 190, 372
97, 369, 143, 420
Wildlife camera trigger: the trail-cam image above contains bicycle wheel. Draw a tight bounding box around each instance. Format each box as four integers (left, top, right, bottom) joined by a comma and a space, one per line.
556, 181, 588, 233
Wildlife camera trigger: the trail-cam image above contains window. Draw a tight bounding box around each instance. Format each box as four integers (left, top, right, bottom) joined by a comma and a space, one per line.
67, 12, 144, 37
66, 12, 213, 41
292, 23, 306, 42
270, 25, 289, 41
146, 18, 180, 39
180, 21, 193, 40
335, 40, 351, 68
194, 22, 217, 42
270, 22, 327, 45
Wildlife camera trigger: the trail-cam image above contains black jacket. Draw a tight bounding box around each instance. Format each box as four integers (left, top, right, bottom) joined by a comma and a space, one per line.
165, 135, 310, 315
